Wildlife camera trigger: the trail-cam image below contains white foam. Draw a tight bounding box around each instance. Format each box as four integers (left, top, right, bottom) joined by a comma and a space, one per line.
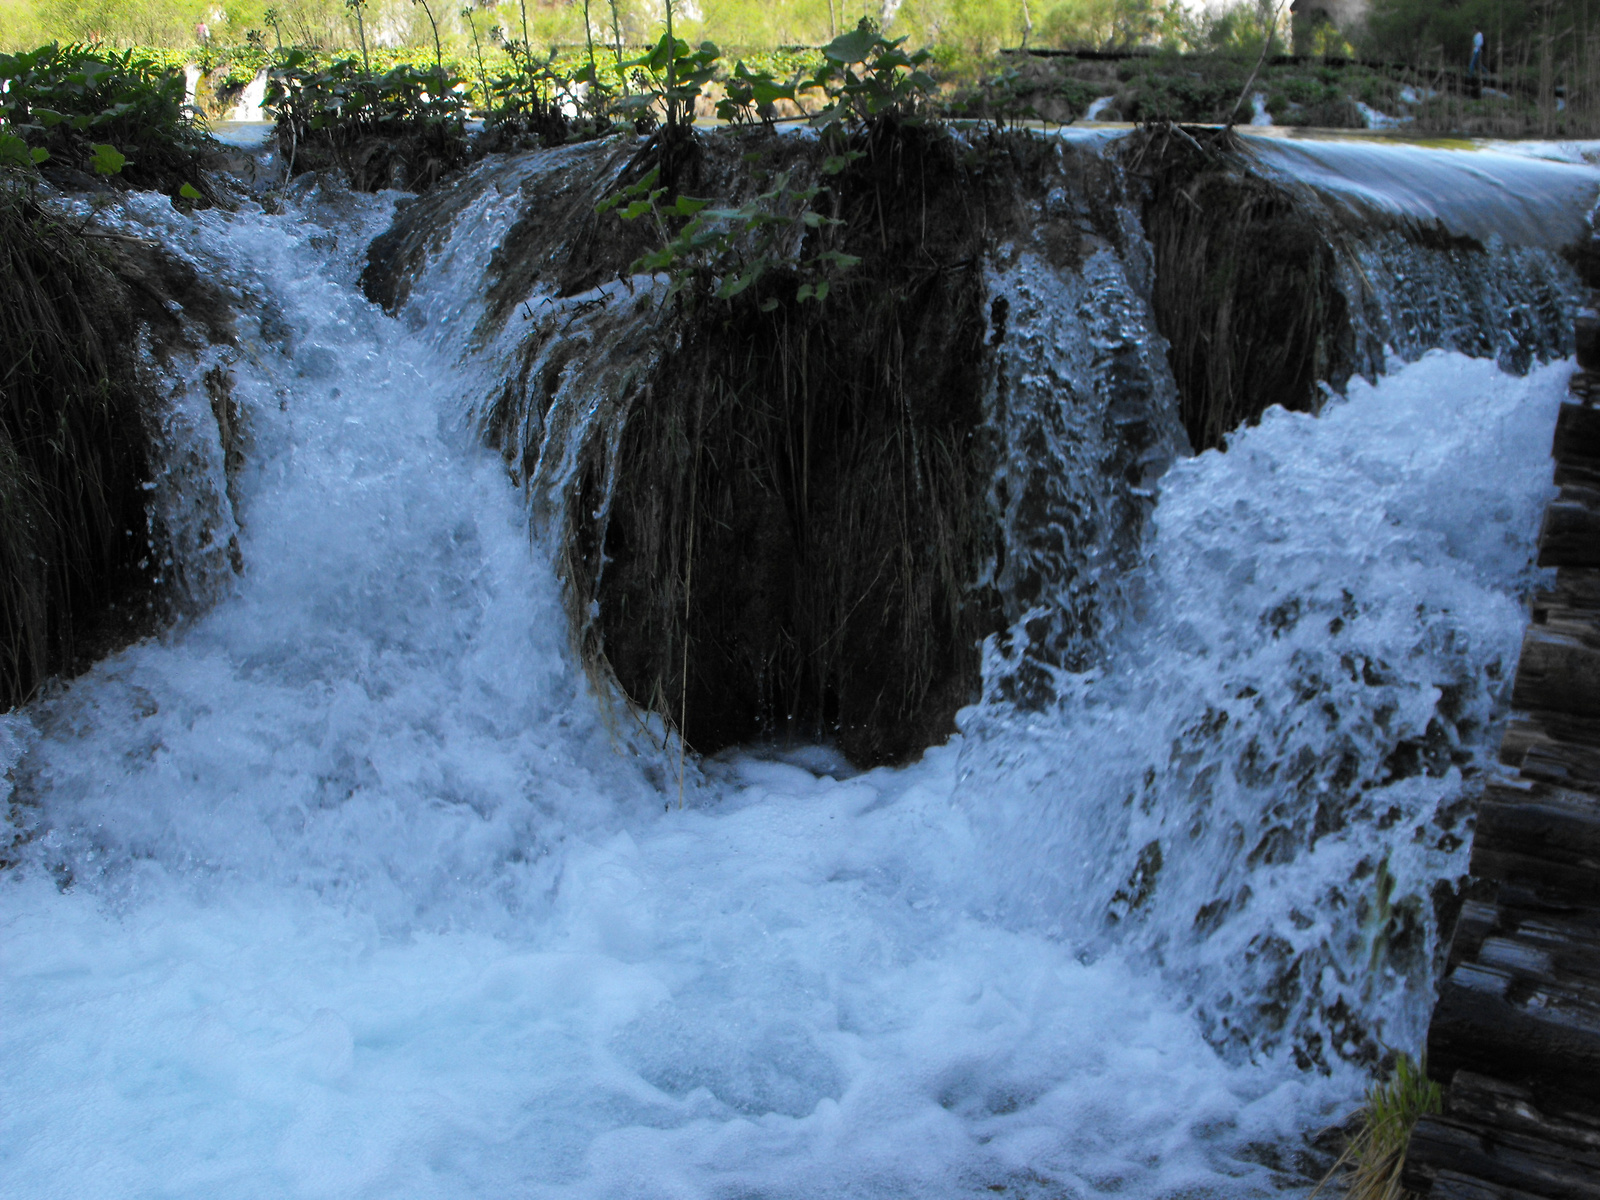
0, 182, 1567, 1197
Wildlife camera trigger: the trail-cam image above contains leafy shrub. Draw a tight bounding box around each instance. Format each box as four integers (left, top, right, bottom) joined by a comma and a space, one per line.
265, 50, 471, 186
801, 19, 937, 128
0, 43, 211, 195
597, 157, 859, 307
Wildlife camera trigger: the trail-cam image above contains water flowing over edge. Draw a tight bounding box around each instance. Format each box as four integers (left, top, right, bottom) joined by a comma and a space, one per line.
0, 135, 1584, 1198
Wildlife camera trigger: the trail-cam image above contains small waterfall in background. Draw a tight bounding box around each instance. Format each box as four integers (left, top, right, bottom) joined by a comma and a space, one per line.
0, 131, 1595, 1198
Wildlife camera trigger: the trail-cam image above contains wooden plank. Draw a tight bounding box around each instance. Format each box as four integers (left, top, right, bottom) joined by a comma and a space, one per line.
1405, 374, 1600, 1200
1444, 899, 1600, 979
1404, 1110, 1600, 1200
1471, 782, 1600, 901
1538, 496, 1600, 568
1409, 1107, 1600, 1198
1498, 710, 1600, 771
1445, 1072, 1600, 1151
1553, 401, 1600, 462
1429, 1168, 1584, 1200
1509, 626, 1600, 719
1531, 569, 1600, 621
1426, 955, 1600, 1102
1518, 740, 1600, 792
1446, 899, 1503, 972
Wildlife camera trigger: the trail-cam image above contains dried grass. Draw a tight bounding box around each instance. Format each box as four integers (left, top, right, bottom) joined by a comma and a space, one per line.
1314, 1055, 1444, 1200
0, 177, 159, 708
1128, 124, 1351, 451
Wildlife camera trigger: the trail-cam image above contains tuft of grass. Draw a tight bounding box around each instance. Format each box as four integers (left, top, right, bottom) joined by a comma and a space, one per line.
1315, 1054, 1444, 1200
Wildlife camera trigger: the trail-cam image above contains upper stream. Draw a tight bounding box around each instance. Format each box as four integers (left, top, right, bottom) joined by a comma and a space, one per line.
0, 133, 1592, 1199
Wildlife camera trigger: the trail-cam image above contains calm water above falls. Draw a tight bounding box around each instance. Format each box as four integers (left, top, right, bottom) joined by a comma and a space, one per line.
0, 142, 1581, 1198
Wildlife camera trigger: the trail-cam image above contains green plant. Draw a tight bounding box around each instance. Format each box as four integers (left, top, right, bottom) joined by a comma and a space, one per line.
1314, 1054, 1443, 1200
264, 50, 469, 187
714, 60, 798, 126
0, 43, 209, 196
410, 0, 444, 71
616, 28, 721, 131
482, 32, 574, 142
802, 18, 937, 129
345, 0, 371, 76
597, 159, 860, 307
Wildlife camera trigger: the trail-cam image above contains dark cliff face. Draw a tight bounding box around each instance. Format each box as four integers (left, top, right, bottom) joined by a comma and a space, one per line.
1127, 125, 1583, 454
1132, 127, 1355, 453
592, 126, 1005, 766
365, 125, 1186, 767
363, 124, 1586, 768
1, 185, 237, 710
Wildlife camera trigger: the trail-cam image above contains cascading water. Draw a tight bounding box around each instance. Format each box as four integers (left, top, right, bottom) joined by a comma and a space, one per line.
0, 134, 1591, 1198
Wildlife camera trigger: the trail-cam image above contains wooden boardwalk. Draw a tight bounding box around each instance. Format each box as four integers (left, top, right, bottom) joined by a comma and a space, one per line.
1401, 380, 1600, 1198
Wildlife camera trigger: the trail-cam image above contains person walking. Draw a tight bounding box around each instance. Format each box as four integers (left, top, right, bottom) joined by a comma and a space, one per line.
1469, 27, 1485, 77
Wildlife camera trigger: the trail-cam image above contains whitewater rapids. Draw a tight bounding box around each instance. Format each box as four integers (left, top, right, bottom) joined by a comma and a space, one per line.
0, 173, 1566, 1199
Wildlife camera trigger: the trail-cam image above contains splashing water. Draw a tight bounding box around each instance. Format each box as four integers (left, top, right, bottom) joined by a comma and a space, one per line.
0, 166, 1569, 1199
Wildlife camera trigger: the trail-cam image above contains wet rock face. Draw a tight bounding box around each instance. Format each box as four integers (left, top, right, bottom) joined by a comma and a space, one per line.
1, 194, 237, 709
406, 127, 1185, 767
595, 141, 1001, 765
1129, 126, 1584, 453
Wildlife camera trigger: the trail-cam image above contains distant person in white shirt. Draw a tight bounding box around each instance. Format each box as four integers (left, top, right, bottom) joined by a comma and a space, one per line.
1470, 29, 1485, 77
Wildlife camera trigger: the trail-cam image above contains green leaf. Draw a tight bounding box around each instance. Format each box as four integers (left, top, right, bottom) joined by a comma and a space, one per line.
634, 247, 677, 272
673, 194, 709, 217
822, 28, 878, 65
30, 146, 50, 164
88, 142, 126, 176
179, 182, 202, 199
750, 78, 794, 106
716, 266, 762, 300
620, 197, 655, 220
822, 151, 862, 175
0, 131, 39, 169
759, 297, 779, 312
33, 108, 64, 127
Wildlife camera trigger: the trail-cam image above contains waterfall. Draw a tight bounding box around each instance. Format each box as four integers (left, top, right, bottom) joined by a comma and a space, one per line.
0, 132, 1592, 1198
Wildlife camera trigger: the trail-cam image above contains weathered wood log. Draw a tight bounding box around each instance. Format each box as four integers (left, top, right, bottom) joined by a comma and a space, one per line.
1575, 315, 1600, 372
1404, 1073, 1600, 1199
1499, 710, 1600, 771
1446, 899, 1504, 972
1553, 401, 1600, 463
1566, 371, 1600, 406
1404, 378, 1600, 1200
1426, 952, 1600, 1106
1510, 627, 1600, 719
1445, 1072, 1600, 1150
1407, 1119, 1600, 1199
1429, 1170, 1570, 1200
1518, 739, 1600, 792
1538, 494, 1600, 569
1531, 570, 1600, 621
1472, 780, 1600, 902
1445, 898, 1600, 976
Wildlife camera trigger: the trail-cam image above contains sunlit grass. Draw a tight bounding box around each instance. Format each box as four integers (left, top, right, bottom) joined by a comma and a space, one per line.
1315, 1054, 1443, 1200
